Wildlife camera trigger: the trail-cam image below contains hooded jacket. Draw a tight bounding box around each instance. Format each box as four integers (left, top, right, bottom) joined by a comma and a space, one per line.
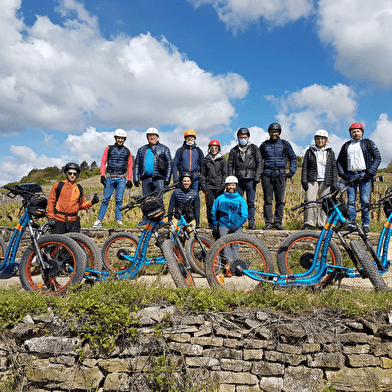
212, 191, 248, 230
200, 153, 228, 193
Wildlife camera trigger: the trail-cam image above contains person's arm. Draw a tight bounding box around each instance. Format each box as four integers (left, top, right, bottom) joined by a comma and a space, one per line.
46, 183, 59, 219
286, 141, 297, 178
126, 149, 133, 182
254, 145, 263, 182
367, 140, 381, 176
194, 192, 200, 226
100, 146, 109, 176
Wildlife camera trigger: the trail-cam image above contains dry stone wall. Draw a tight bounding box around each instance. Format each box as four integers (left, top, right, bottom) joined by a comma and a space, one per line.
1, 306, 392, 391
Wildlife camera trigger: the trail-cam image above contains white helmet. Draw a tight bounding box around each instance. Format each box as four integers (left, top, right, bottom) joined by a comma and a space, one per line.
114, 128, 127, 138
314, 129, 328, 139
225, 176, 238, 184
146, 127, 159, 137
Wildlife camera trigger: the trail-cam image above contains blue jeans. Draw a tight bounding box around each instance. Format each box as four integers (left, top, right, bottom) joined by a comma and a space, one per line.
347, 172, 371, 227
141, 178, 165, 222
238, 179, 256, 225
97, 176, 126, 221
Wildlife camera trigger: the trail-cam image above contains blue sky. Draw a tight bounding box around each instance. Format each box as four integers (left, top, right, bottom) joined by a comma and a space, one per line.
1, 0, 392, 185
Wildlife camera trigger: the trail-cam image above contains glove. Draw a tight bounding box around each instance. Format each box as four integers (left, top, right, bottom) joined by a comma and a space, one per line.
164, 181, 170, 186
340, 173, 350, 182
92, 194, 99, 205
48, 218, 57, 229
100, 176, 106, 186
363, 173, 372, 182
134, 180, 140, 187
302, 182, 308, 192
126, 180, 133, 189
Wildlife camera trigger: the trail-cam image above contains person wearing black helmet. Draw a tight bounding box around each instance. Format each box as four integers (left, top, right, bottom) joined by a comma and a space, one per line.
337, 122, 381, 233
167, 171, 201, 227
259, 123, 297, 230
228, 127, 262, 230
47, 163, 99, 234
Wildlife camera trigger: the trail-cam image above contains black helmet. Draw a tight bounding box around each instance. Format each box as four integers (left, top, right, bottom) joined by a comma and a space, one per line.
268, 123, 281, 133
64, 162, 80, 174
237, 127, 250, 137
179, 171, 193, 181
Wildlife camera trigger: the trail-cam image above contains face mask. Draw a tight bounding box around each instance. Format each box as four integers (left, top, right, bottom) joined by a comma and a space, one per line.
186, 142, 195, 146
239, 138, 248, 146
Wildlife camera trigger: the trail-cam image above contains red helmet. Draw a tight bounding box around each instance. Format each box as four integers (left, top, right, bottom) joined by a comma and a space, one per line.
208, 140, 221, 148
349, 122, 364, 135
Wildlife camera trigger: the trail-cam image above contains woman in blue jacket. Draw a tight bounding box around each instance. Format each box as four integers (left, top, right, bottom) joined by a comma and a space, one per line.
212, 176, 248, 275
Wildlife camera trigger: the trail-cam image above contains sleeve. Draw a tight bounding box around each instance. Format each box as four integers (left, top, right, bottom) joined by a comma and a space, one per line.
238, 197, 249, 228
168, 192, 176, 218
194, 192, 200, 225
254, 145, 263, 182
172, 149, 180, 182
221, 160, 228, 190
331, 151, 338, 186
200, 159, 207, 192
227, 150, 234, 176
337, 143, 347, 177
100, 146, 109, 176
46, 183, 59, 220
78, 188, 93, 211
164, 146, 172, 184
367, 140, 381, 176
287, 141, 297, 177
301, 150, 309, 184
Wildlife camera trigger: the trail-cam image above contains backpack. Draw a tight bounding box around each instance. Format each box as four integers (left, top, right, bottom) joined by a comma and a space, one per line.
55, 181, 83, 204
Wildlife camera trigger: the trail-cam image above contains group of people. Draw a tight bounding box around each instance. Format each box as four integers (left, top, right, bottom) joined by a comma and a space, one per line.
46, 121, 381, 235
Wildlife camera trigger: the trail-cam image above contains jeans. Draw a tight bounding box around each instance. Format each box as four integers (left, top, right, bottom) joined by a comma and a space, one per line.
238, 179, 256, 225
140, 177, 165, 222
97, 176, 126, 222
262, 174, 286, 225
218, 226, 242, 262
347, 172, 371, 227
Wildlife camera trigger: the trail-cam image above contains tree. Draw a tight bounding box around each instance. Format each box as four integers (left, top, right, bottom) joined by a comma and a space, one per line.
80, 161, 89, 171
90, 161, 98, 170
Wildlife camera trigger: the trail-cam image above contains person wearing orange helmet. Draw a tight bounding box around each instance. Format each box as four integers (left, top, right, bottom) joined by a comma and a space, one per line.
337, 122, 381, 233
172, 130, 204, 191
200, 140, 228, 228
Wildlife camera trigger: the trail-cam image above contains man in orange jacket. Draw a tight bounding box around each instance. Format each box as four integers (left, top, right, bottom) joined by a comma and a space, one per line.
46, 162, 99, 234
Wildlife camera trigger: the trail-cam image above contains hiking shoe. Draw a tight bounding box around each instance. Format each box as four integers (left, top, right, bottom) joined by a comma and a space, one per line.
363, 226, 370, 234
302, 224, 312, 230
274, 224, 284, 231
93, 220, 102, 228
248, 223, 256, 230
116, 220, 125, 226
263, 224, 273, 230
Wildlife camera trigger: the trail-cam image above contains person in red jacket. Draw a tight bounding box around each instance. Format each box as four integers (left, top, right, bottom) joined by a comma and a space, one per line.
47, 163, 99, 234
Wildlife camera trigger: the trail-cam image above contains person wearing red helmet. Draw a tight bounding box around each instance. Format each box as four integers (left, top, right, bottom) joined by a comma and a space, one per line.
337, 122, 381, 233
200, 140, 228, 228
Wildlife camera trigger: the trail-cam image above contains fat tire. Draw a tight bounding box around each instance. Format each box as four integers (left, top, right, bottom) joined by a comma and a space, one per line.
19, 234, 85, 294
64, 232, 102, 271
185, 235, 213, 276
0, 238, 7, 259
101, 232, 139, 272
205, 233, 274, 292
351, 239, 387, 292
277, 230, 343, 288
162, 239, 195, 288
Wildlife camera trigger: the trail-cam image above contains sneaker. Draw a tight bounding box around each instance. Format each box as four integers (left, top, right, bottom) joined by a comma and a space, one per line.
93, 220, 102, 228
302, 224, 312, 230
248, 223, 256, 230
116, 220, 125, 226
263, 224, 273, 230
363, 226, 370, 234
274, 224, 284, 231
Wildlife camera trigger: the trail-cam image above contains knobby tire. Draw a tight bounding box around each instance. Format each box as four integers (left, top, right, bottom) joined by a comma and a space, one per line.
185, 235, 213, 276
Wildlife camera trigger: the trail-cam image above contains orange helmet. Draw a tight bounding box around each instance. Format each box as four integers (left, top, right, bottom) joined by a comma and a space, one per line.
349, 122, 364, 135
184, 129, 197, 139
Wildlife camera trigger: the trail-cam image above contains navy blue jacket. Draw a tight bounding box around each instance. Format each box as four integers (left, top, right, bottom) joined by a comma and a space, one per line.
172, 143, 204, 182
168, 185, 200, 225
337, 138, 381, 177
133, 143, 172, 183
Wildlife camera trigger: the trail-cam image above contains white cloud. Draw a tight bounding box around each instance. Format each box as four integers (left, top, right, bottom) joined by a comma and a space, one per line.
369, 113, 392, 168
189, 0, 314, 32
266, 83, 358, 140
317, 0, 392, 85
0, 0, 248, 135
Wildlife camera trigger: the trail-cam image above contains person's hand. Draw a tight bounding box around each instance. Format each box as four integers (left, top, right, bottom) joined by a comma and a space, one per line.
126, 180, 133, 189
92, 194, 99, 205
100, 176, 106, 186
363, 173, 372, 182
134, 180, 140, 187
302, 182, 308, 191
48, 218, 57, 228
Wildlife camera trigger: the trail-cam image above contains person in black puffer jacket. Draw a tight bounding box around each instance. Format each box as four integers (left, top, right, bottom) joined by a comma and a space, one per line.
200, 140, 228, 228
301, 130, 337, 229
168, 171, 201, 227
228, 128, 262, 230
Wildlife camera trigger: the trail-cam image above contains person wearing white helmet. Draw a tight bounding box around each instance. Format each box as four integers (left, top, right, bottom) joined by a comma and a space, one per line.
301, 130, 337, 229
93, 129, 133, 228
133, 127, 172, 226
211, 176, 248, 276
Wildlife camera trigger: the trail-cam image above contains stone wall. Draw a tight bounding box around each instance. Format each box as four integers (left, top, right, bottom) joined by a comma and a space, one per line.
2, 305, 392, 391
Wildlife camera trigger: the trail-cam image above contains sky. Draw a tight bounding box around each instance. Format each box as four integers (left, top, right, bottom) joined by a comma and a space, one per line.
1, 0, 392, 185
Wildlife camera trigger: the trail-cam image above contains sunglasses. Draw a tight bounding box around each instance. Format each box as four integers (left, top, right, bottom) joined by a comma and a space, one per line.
67, 172, 78, 176
210, 147, 219, 150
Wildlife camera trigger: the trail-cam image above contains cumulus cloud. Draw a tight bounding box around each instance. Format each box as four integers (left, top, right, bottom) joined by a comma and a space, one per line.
369, 113, 392, 168
317, 0, 392, 85
189, 0, 314, 32
0, 0, 248, 135
265, 83, 358, 141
